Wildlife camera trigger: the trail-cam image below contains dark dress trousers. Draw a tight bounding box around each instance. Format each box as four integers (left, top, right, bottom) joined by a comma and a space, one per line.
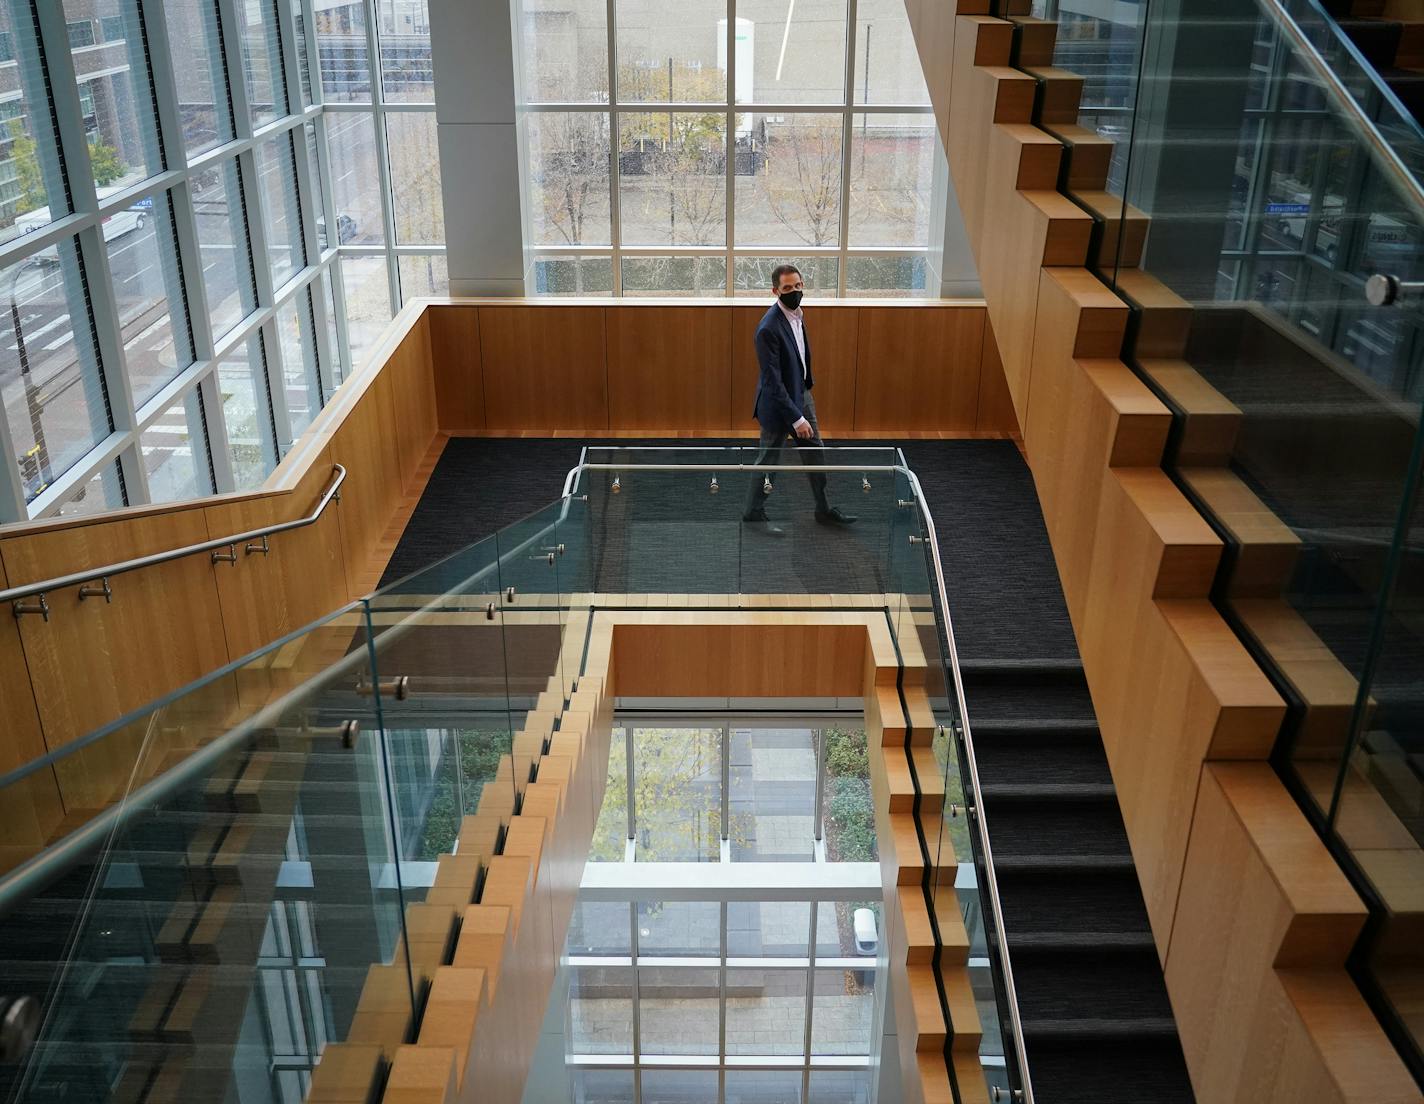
744, 303, 830, 517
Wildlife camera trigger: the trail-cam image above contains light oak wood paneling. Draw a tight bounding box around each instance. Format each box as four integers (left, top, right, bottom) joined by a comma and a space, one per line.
1166, 764, 1418, 1104
202, 445, 348, 660
0, 556, 44, 771
479, 306, 608, 431
429, 304, 485, 432
853, 307, 986, 432
387, 313, 440, 495
731, 305, 859, 434
973, 317, 1018, 435
606, 306, 732, 430
1, 507, 229, 752
329, 369, 405, 601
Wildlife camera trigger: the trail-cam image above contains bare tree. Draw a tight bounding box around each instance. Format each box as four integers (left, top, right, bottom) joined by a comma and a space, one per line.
760, 116, 844, 247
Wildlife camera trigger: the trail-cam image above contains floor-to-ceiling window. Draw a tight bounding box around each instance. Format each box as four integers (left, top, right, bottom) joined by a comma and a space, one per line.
0, 0, 445, 522
517, 0, 939, 298
562, 721, 886, 1103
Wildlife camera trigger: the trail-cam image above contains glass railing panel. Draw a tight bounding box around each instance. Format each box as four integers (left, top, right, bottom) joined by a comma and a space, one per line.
7, 607, 416, 1104
1324, 429, 1424, 1075
907, 481, 1027, 1102
577, 447, 750, 602
361, 532, 518, 869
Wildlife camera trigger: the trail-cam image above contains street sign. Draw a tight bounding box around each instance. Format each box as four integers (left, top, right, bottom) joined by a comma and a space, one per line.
1265, 202, 1309, 215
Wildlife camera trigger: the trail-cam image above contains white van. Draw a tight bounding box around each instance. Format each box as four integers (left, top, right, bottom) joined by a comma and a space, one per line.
853, 908, 878, 955
14, 186, 148, 243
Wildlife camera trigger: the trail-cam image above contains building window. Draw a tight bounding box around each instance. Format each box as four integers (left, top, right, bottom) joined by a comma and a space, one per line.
518, 0, 939, 296
66, 20, 95, 48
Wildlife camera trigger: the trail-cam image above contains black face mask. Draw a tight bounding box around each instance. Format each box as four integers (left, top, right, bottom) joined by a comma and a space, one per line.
778, 289, 803, 310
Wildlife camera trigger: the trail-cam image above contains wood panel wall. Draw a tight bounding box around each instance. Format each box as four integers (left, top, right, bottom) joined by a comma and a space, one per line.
426, 299, 1015, 437
0, 308, 442, 776
927, 9, 1419, 1101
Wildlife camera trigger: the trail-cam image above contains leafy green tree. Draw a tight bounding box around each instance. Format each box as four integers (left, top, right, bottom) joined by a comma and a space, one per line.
823, 727, 876, 863
418, 729, 509, 861
8, 121, 42, 214
87, 140, 128, 187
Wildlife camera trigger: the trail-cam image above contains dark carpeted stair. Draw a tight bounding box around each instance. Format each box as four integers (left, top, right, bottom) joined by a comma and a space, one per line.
961, 659, 1195, 1103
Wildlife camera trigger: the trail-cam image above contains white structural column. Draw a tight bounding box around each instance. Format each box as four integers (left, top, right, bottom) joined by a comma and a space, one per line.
428, 0, 527, 296
930, 133, 981, 298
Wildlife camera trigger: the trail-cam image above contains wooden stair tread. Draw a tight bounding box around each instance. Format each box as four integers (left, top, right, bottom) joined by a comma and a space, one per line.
1178, 468, 1300, 548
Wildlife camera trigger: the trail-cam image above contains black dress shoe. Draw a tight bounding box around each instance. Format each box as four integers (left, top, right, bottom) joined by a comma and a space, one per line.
815, 506, 857, 526
743, 513, 786, 537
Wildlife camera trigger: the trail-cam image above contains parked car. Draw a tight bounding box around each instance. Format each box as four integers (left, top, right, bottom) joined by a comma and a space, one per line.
853, 908, 878, 955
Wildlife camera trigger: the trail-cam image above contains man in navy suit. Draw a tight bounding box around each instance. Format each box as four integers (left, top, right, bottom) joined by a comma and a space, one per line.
743, 264, 857, 536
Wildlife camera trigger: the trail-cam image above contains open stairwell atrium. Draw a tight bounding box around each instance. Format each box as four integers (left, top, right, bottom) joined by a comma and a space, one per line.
0, 0, 1422, 1102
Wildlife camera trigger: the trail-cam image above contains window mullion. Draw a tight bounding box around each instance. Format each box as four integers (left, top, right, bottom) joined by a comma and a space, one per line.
725, 0, 736, 295
37, 2, 151, 504
838, 0, 859, 297
363, 0, 400, 313
606, 0, 621, 294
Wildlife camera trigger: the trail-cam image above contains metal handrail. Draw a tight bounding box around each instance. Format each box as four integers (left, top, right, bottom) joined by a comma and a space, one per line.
0, 465, 347, 612
1257, 0, 1424, 216
563, 450, 1035, 1100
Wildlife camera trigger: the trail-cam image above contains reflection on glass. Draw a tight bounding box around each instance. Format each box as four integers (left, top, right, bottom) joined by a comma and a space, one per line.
55, 461, 125, 517
822, 726, 876, 862
643, 1070, 719, 1104
633, 726, 722, 860
276, 286, 319, 440
242, 0, 288, 127
106, 190, 194, 406
218, 335, 277, 489
65, 0, 165, 185
397, 254, 449, 300
848, 113, 933, 247
726, 968, 806, 1055
534, 255, 615, 295
728, 900, 810, 957
638, 966, 719, 1055
726, 1070, 804, 1104
622, 256, 726, 296
339, 254, 393, 370
852, 0, 929, 105
810, 968, 874, 1056
164, 0, 232, 158
140, 388, 212, 502
0, 3, 70, 246
316, 0, 370, 102
736, 0, 848, 104
816, 899, 879, 959
387, 113, 443, 243
735, 114, 843, 248
378, 0, 433, 103
196, 158, 256, 337
327, 112, 385, 246
575, 1069, 635, 1102
844, 254, 927, 297
320, 270, 344, 386
1, 240, 111, 503
730, 726, 816, 861
637, 900, 719, 956
255, 133, 307, 287
570, 965, 634, 1054
520, 0, 608, 103
291, 0, 312, 105
569, 899, 631, 955
527, 112, 613, 246
615, 0, 726, 103
808, 1070, 873, 1104
734, 256, 837, 297
590, 726, 630, 861
619, 112, 727, 246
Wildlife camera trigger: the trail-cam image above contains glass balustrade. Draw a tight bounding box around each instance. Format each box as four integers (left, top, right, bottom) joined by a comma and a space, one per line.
1013, 0, 1424, 1079
0, 446, 1027, 1101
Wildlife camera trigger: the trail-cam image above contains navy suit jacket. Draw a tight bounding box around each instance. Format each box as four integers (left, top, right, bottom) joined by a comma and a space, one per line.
751, 303, 814, 434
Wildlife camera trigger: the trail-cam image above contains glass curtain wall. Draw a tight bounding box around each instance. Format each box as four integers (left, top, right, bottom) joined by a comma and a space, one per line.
0, 0, 445, 523
517, 0, 940, 297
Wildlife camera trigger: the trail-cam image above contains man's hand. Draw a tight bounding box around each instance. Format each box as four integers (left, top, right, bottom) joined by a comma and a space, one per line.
793, 417, 813, 439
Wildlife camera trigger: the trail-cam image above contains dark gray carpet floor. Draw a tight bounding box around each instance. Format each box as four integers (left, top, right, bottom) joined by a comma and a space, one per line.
381, 436, 1195, 1103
